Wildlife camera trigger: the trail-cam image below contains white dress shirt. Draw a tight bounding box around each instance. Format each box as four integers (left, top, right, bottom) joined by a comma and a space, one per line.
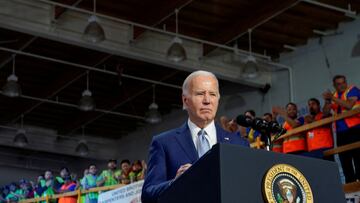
187, 119, 217, 150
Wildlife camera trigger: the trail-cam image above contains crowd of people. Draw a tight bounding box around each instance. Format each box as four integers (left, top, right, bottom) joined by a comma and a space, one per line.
220, 75, 360, 184
0, 159, 146, 203
1, 74, 359, 203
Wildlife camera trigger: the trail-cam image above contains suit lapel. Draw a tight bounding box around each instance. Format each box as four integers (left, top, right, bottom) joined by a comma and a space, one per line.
175, 123, 199, 163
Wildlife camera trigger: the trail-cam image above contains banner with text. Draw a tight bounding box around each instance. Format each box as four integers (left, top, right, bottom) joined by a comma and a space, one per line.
98, 180, 144, 203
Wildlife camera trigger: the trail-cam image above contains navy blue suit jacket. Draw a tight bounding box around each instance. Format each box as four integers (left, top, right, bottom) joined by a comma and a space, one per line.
141, 122, 249, 203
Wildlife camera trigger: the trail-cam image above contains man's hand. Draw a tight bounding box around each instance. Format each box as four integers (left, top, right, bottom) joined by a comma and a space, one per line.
304, 115, 314, 124
272, 106, 286, 117
322, 90, 333, 100
175, 164, 192, 178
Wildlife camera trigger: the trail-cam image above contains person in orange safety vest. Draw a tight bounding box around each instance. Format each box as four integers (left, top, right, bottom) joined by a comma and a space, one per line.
323, 75, 360, 183
304, 98, 333, 159
272, 103, 306, 154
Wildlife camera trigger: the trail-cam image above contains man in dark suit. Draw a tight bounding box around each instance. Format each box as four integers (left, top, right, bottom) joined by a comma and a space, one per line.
141, 70, 249, 203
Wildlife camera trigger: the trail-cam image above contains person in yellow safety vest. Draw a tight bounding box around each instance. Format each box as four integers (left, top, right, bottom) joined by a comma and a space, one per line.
323, 75, 360, 183
96, 159, 121, 187
272, 103, 306, 155
304, 98, 333, 159
79, 169, 89, 203
84, 164, 100, 203
35, 170, 56, 203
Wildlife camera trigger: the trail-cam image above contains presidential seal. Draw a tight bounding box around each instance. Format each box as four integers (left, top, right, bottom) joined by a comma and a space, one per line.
263, 164, 313, 203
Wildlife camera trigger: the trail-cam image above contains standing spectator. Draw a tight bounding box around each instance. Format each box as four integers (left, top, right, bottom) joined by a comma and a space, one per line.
119, 160, 133, 184
304, 98, 333, 159
5, 183, 22, 202
273, 103, 306, 155
242, 110, 261, 143
131, 160, 147, 181
58, 176, 77, 203
36, 170, 55, 203
54, 167, 70, 193
84, 164, 99, 203
97, 159, 120, 186
323, 75, 360, 183
79, 169, 89, 203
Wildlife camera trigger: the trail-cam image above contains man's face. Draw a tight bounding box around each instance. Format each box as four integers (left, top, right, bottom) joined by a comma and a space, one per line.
286, 104, 298, 119
263, 115, 272, 122
333, 78, 347, 93
121, 163, 131, 173
308, 100, 320, 115
60, 169, 69, 178
108, 161, 116, 170
245, 112, 255, 119
89, 166, 97, 175
182, 75, 219, 126
44, 171, 52, 180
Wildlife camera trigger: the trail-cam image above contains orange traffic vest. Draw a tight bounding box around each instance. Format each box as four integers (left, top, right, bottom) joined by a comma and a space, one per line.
282, 121, 306, 153
58, 182, 77, 203
306, 112, 333, 152
332, 85, 360, 129
272, 138, 283, 153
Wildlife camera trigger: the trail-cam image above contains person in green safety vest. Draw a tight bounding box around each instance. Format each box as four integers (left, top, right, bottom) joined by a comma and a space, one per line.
5, 182, 24, 202
97, 159, 120, 186
84, 164, 100, 203
54, 167, 71, 193
131, 160, 147, 182
36, 170, 56, 203
79, 168, 89, 203
119, 160, 133, 184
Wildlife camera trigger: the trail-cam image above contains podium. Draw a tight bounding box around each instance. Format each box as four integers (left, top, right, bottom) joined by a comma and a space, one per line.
158, 144, 345, 203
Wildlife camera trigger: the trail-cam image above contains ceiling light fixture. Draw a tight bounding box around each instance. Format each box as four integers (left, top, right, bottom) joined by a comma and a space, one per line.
145, 85, 162, 124
242, 29, 259, 79
79, 71, 96, 111
166, 9, 187, 62
83, 0, 105, 43
13, 114, 28, 147
2, 55, 21, 97
75, 126, 89, 156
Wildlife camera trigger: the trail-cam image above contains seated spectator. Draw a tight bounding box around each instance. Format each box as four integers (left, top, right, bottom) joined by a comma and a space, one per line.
273, 103, 306, 155
304, 98, 333, 159
323, 75, 360, 183
97, 159, 120, 186
84, 164, 99, 203
58, 176, 77, 203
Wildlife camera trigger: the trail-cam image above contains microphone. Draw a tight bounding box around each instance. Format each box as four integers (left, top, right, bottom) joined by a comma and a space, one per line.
235, 115, 286, 134
236, 115, 287, 151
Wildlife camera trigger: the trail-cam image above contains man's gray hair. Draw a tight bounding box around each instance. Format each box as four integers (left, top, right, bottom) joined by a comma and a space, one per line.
182, 70, 220, 97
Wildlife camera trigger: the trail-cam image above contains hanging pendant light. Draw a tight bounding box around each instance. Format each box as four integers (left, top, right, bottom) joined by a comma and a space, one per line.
2, 55, 21, 97
242, 29, 259, 79
166, 9, 187, 62
145, 85, 162, 124
75, 126, 89, 156
14, 114, 28, 147
79, 71, 96, 111
351, 34, 360, 57
83, 0, 105, 43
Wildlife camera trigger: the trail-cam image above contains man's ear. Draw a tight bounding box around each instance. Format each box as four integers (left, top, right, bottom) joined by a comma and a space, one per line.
182, 95, 188, 109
